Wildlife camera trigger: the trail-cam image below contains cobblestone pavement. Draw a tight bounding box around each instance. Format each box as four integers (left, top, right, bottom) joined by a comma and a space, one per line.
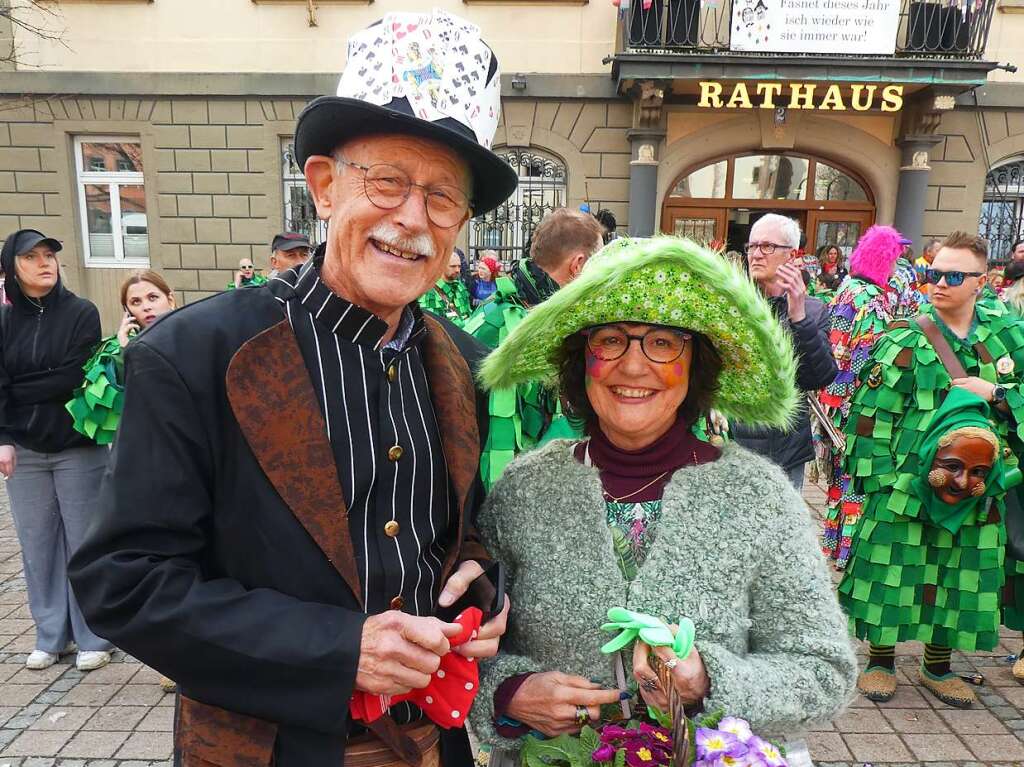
3, 477, 1024, 765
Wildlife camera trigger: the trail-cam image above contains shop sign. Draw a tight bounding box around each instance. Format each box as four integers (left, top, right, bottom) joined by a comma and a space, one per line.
731, 0, 901, 55
697, 81, 904, 112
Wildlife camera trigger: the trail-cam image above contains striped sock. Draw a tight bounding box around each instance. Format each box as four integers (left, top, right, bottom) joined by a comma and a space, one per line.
867, 644, 896, 671
923, 644, 952, 677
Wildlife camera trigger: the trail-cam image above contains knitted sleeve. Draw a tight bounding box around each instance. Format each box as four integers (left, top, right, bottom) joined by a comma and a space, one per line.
469, 462, 549, 750
698, 477, 857, 735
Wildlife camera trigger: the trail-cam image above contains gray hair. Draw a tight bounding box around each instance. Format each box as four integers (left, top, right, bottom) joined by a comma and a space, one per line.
751, 213, 801, 249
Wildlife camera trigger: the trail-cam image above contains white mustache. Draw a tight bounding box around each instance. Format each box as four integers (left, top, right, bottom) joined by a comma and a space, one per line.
368, 223, 436, 259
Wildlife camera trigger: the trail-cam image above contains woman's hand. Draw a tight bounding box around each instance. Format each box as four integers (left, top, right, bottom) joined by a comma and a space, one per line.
117, 312, 140, 348
632, 640, 710, 712
0, 444, 16, 479
506, 672, 624, 737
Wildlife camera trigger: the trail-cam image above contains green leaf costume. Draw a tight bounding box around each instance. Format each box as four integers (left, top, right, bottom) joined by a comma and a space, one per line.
837, 300, 1024, 649
226, 274, 268, 290
418, 278, 472, 327
65, 335, 125, 446
463, 273, 559, 489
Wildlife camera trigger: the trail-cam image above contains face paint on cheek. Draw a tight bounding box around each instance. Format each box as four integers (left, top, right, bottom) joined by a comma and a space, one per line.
657, 361, 688, 388
585, 349, 609, 380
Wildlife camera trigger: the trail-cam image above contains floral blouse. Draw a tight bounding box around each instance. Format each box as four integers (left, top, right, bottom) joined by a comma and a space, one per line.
606, 500, 663, 581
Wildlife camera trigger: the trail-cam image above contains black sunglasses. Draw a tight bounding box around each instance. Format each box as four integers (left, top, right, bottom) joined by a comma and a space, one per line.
925, 268, 984, 287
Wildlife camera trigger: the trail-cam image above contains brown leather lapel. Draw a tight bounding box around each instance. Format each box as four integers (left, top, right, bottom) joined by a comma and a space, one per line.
226, 320, 363, 607
420, 316, 480, 581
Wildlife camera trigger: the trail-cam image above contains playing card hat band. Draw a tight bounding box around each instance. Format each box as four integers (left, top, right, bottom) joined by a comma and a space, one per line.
294, 10, 517, 217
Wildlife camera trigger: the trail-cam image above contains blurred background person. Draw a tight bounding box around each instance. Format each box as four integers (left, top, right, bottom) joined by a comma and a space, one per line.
228, 257, 267, 289
472, 251, 501, 306
0, 229, 112, 672
267, 232, 311, 279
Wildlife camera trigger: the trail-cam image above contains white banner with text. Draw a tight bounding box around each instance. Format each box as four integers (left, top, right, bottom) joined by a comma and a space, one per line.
730, 0, 902, 55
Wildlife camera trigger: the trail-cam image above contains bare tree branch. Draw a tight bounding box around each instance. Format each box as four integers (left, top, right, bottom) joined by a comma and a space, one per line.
0, 1, 69, 67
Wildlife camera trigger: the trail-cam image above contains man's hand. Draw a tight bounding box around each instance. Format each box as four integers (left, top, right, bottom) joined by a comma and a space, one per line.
233, 272, 242, 288
951, 376, 997, 402
354, 611, 462, 696
0, 445, 15, 479
775, 262, 807, 323
438, 560, 510, 659
506, 672, 625, 737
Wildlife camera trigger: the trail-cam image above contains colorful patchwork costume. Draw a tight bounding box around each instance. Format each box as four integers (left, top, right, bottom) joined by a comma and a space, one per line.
838, 300, 1024, 652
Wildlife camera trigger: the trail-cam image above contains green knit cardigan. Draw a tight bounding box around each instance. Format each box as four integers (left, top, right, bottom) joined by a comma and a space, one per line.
470, 440, 857, 750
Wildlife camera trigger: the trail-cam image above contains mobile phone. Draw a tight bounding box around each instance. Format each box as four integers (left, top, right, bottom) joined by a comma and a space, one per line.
437, 560, 506, 623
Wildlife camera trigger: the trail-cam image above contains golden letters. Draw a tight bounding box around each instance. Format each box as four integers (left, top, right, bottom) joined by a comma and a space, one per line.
697, 81, 904, 112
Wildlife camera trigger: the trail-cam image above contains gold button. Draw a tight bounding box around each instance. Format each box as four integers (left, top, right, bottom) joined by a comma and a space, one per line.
387, 365, 398, 382
384, 520, 400, 537
390, 596, 405, 610
388, 445, 403, 461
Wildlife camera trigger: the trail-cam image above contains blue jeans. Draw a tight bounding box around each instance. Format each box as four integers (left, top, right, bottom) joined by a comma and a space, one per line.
6, 444, 113, 653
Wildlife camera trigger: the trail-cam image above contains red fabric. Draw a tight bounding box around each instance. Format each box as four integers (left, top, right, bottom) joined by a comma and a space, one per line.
480, 257, 500, 279
349, 607, 483, 729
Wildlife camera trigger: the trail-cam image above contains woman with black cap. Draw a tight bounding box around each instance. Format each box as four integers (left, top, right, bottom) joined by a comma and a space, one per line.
0, 229, 113, 672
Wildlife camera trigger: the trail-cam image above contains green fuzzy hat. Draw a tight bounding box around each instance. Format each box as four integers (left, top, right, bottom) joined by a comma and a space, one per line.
478, 236, 799, 428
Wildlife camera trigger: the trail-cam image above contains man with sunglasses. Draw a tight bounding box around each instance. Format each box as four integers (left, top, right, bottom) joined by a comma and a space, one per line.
70, 12, 516, 767
731, 213, 838, 489
839, 230, 1024, 706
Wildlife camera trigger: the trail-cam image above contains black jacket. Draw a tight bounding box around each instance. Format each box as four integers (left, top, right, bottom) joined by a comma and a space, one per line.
732, 295, 837, 471
70, 285, 490, 767
0, 230, 100, 453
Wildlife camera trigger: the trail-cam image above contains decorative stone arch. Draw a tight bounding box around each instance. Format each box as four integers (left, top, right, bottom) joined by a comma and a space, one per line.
656, 111, 899, 228
493, 124, 591, 206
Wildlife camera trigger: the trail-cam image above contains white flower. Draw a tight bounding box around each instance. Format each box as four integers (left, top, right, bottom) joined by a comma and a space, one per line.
654, 271, 667, 283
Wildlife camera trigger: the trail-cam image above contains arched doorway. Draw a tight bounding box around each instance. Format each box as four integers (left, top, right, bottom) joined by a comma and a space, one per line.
661, 152, 875, 258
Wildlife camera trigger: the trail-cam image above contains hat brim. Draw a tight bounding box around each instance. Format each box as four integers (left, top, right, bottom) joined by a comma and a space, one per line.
15, 232, 62, 256
276, 241, 311, 251
479, 237, 801, 428
294, 96, 518, 217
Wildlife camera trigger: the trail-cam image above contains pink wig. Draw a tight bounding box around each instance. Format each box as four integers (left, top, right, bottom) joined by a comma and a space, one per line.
849, 225, 906, 286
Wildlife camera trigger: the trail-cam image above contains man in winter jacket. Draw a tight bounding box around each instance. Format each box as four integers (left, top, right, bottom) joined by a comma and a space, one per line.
731, 214, 838, 488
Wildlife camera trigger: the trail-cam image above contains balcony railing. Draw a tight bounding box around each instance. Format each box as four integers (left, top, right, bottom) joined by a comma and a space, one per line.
620, 0, 997, 59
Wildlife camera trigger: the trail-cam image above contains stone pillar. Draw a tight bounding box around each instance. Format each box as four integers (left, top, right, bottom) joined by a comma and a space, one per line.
628, 129, 664, 237
893, 136, 942, 253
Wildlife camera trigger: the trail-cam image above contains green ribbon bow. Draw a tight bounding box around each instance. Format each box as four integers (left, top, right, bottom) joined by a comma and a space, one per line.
599, 607, 696, 659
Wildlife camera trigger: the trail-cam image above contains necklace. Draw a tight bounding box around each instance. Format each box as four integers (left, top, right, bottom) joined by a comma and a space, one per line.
602, 471, 669, 504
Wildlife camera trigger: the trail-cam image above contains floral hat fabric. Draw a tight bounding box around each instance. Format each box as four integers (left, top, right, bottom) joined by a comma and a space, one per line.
478, 236, 799, 428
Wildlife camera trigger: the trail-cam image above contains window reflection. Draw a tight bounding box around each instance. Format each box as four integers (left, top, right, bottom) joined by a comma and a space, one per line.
814, 162, 868, 202
733, 155, 808, 201
671, 160, 727, 199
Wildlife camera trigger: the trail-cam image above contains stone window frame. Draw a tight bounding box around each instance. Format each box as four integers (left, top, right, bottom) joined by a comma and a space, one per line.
73, 134, 151, 269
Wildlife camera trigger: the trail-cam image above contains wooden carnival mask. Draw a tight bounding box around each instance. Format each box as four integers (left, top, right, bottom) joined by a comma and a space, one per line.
927, 427, 999, 505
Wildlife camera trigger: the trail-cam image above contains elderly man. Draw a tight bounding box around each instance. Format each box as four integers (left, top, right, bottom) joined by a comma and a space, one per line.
228, 256, 268, 289
70, 11, 517, 767
419, 250, 472, 326
268, 231, 312, 278
731, 213, 837, 489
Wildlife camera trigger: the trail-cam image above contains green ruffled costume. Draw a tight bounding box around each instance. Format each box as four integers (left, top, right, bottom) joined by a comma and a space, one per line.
418, 278, 472, 327
66, 335, 125, 446
837, 301, 1024, 649
463, 273, 559, 489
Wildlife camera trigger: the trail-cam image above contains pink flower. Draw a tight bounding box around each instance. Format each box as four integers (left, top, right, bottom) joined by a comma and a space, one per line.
592, 744, 617, 762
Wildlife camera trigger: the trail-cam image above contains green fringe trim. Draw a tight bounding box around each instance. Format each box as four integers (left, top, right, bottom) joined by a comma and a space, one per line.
65, 335, 124, 446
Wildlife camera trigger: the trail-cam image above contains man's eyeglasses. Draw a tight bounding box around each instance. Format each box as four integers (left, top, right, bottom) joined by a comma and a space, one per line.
745, 241, 793, 256
925, 268, 984, 287
336, 157, 471, 229
584, 324, 693, 364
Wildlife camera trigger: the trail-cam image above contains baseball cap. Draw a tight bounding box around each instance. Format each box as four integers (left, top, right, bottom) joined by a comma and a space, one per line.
271, 232, 312, 252
13, 230, 62, 257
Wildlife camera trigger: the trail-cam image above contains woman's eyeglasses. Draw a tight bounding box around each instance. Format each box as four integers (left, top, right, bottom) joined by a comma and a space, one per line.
335, 157, 471, 229
924, 268, 984, 287
585, 325, 692, 363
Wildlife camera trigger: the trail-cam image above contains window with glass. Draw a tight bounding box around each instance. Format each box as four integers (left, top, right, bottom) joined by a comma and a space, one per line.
281, 140, 328, 247
980, 157, 1024, 263
75, 137, 149, 267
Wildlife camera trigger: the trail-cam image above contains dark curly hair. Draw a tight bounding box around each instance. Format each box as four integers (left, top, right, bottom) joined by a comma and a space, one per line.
555, 326, 723, 432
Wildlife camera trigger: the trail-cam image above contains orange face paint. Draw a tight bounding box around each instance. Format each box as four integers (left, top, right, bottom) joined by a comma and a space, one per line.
659, 359, 689, 388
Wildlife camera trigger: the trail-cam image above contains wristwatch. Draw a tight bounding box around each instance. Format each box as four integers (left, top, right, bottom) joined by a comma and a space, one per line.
993, 385, 1007, 403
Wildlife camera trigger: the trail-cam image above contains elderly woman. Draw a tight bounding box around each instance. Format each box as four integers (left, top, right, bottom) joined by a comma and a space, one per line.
469, 238, 856, 754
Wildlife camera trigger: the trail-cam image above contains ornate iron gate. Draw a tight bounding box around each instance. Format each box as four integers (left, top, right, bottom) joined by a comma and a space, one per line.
980, 158, 1024, 263
282, 140, 328, 246
468, 149, 567, 265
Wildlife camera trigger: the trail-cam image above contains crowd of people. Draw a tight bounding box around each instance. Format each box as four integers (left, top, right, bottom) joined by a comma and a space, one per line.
2, 10, 1024, 767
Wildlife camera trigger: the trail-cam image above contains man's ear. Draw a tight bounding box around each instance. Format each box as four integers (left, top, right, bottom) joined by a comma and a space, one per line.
304, 155, 336, 220
569, 252, 587, 279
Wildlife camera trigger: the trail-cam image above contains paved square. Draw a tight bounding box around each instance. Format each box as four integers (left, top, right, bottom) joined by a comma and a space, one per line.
2, 476, 1024, 765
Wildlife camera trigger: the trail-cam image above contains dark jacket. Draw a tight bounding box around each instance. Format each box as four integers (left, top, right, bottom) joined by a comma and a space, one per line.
69, 284, 490, 767
732, 295, 837, 471
0, 230, 100, 453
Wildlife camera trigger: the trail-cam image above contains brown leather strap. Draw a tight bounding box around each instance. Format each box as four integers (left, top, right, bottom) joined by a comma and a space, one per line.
915, 315, 967, 380
349, 722, 439, 767
365, 716, 426, 767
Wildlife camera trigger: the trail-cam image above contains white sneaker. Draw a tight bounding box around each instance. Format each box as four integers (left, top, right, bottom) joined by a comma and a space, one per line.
75, 650, 111, 671
25, 641, 77, 670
